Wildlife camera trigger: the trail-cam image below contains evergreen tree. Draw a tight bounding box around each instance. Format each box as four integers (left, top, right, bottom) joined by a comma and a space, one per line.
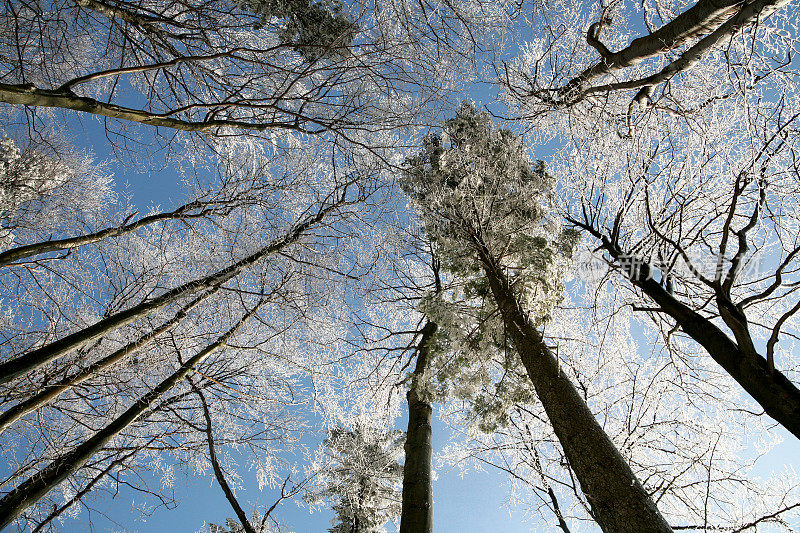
309, 423, 404, 533
402, 102, 672, 532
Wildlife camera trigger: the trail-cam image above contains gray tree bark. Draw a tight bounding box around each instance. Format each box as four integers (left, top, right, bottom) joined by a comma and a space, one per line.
476, 245, 673, 533
571, 0, 782, 86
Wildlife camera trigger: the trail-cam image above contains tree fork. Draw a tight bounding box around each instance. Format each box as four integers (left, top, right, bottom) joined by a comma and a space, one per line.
634, 265, 800, 440
564, 0, 789, 94
587, 231, 800, 441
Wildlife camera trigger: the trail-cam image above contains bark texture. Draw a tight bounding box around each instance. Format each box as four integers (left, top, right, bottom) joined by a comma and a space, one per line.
400, 321, 437, 533
477, 246, 673, 533
572, 0, 762, 84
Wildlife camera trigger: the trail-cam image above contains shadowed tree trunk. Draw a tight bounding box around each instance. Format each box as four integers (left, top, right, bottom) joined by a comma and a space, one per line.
29, 447, 143, 533
617, 245, 800, 441
400, 320, 437, 533
476, 244, 673, 533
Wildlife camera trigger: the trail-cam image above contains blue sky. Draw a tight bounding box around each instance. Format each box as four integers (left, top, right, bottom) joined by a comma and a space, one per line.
59, 420, 540, 533
14, 87, 800, 532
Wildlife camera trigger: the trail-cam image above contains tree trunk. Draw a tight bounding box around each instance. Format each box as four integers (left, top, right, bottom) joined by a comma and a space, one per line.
0, 204, 335, 386
593, 235, 800, 441
400, 321, 437, 533
477, 247, 672, 533
0, 304, 259, 529
0, 290, 213, 435
30, 448, 139, 533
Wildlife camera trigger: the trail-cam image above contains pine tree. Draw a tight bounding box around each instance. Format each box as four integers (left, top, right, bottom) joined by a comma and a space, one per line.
310, 423, 404, 533
402, 102, 672, 532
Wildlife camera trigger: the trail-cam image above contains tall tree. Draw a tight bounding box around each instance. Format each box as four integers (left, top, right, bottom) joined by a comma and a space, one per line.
494, 0, 800, 441
441, 281, 800, 530
403, 103, 673, 532
308, 423, 404, 533
0, 299, 263, 528
0, 132, 372, 529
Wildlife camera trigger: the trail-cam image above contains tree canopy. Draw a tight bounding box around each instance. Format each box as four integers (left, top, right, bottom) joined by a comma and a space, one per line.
0, 0, 799, 531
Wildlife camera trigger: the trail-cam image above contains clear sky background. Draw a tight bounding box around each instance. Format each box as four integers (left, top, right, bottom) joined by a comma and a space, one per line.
60, 415, 542, 533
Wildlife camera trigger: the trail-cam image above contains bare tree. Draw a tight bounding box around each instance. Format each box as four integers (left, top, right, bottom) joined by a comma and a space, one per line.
502, 0, 795, 116
0, 297, 264, 528
0, 191, 352, 385
0, 0, 510, 152
0, 135, 373, 529
562, 81, 800, 440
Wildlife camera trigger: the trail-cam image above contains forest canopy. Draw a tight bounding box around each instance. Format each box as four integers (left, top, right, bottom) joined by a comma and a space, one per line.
0, 0, 799, 531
